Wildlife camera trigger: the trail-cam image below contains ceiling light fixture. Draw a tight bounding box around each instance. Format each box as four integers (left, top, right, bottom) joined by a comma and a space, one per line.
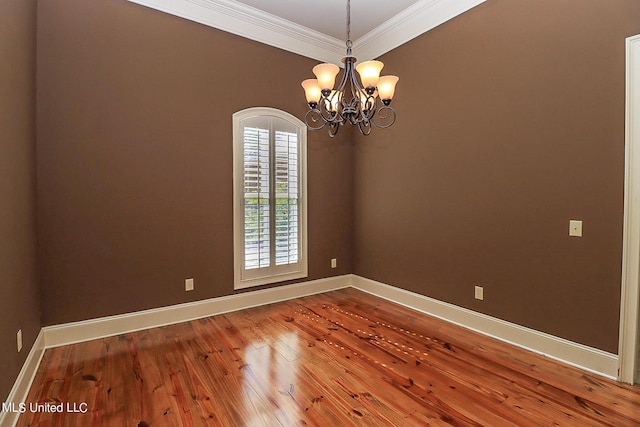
301, 0, 399, 137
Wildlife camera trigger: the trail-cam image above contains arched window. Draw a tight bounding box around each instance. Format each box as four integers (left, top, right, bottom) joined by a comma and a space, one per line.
233, 107, 308, 289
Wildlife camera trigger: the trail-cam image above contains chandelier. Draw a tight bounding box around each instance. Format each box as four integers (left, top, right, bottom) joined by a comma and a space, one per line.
301, 0, 399, 137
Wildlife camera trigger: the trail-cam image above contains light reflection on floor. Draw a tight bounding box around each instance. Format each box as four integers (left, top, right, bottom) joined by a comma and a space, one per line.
242, 331, 300, 426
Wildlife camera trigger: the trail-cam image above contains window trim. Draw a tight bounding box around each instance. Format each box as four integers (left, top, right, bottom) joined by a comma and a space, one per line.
232, 107, 308, 289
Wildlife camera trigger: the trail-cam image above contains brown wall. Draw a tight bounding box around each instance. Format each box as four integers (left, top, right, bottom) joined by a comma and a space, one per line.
36, 0, 353, 325
0, 0, 41, 401
353, 0, 640, 353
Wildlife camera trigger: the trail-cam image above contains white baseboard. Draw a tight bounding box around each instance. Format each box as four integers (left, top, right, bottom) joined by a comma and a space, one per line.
350, 275, 619, 380
43, 275, 349, 348
0, 330, 46, 427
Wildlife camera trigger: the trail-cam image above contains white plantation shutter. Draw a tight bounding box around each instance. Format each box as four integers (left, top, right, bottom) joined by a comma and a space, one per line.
243, 127, 270, 270
275, 130, 299, 266
233, 108, 307, 289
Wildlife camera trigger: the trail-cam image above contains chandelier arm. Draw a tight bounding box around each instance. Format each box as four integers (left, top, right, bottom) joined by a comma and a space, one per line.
304, 65, 350, 126
304, 108, 329, 131
328, 121, 340, 138
334, 61, 350, 97
362, 94, 376, 120
369, 105, 397, 129
358, 120, 372, 136
348, 62, 365, 120
317, 92, 345, 124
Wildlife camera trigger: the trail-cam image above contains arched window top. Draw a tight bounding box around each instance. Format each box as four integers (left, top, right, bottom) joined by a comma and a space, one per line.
233, 107, 306, 130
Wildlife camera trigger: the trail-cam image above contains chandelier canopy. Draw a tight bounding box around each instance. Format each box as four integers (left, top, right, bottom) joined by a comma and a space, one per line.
301, 0, 399, 137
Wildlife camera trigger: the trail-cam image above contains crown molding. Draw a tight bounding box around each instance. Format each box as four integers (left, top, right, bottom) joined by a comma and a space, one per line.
127, 0, 345, 64
354, 0, 487, 60
127, 0, 486, 64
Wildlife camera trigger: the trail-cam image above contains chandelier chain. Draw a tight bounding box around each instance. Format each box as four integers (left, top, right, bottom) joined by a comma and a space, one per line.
346, 0, 351, 45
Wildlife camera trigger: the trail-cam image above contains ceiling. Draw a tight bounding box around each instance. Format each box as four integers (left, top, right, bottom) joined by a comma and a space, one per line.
233, 0, 422, 41
127, 0, 486, 63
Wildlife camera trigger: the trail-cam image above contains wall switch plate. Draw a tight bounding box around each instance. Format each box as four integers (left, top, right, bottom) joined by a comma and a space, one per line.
569, 220, 583, 237
331, 258, 337, 269
474, 285, 484, 301
185, 278, 194, 291
17, 329, 22, 353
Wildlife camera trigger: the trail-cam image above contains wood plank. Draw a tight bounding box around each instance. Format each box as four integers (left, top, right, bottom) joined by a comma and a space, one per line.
306, 303, 613, 425
317, 289, 640, 424
16, 288, 640, 426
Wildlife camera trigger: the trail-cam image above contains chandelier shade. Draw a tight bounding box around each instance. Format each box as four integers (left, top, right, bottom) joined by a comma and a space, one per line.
312, 63, 340, 91
301, 79, 321, 105
301, 0, 399, 137
377, 75, 400, 103
355, 60, 384, 89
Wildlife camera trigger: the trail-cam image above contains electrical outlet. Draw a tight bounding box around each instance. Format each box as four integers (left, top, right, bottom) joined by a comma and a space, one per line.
331, 258, 337, 269
17, 329, 22, 353
474, 285, 484, 301
185, 278, 194, 291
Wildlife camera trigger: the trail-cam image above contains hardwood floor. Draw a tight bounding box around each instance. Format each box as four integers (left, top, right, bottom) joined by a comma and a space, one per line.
17, 288, 640, 426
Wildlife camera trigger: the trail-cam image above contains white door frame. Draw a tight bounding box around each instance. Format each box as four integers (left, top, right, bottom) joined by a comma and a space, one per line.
619, 34, 640, 384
